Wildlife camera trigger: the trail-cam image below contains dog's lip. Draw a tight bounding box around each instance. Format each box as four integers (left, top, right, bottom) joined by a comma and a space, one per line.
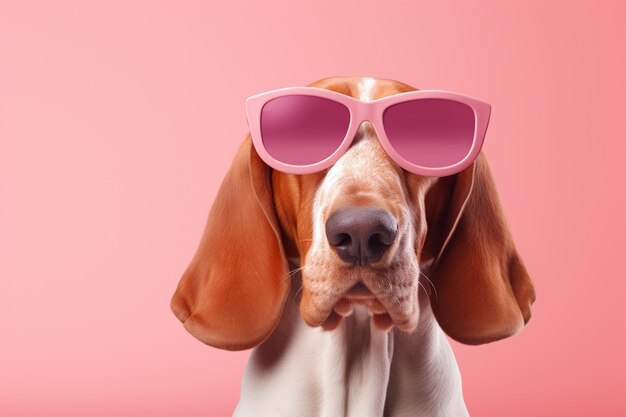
343, 281, 376, 299
320, 280, 418, 332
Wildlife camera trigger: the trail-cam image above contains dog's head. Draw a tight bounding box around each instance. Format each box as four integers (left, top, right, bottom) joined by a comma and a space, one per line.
171, 77, 536, 350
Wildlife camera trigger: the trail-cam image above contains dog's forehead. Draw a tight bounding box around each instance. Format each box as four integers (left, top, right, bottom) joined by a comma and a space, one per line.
304, 77, 413, 178
308, 76, 416, 100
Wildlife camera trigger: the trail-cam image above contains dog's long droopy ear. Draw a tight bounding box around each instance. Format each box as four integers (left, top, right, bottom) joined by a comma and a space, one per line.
424, 153, 536, 345
170, 136, 290, 351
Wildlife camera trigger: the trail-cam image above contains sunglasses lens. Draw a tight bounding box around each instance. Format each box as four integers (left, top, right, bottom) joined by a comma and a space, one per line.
260, 95, 350, 166
383, 99, 475, 169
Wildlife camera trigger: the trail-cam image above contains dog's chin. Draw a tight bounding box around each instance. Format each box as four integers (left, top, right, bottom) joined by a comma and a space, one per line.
299, 272, 420, 333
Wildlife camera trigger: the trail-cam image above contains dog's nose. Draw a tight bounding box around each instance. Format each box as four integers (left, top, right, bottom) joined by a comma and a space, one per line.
325, 207, 398, 266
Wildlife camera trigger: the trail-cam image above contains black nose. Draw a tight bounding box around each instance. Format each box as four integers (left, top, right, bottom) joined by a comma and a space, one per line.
325, 207, 398, 266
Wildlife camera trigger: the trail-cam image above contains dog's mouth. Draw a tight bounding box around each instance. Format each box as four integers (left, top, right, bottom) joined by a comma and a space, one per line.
326, 281, 395, 331
299, 242, 421, 333
309, 278, 418, 333
344, 281, 375, 298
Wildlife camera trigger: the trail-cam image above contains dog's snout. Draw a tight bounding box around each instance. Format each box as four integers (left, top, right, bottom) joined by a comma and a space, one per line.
325, 207, 398, 266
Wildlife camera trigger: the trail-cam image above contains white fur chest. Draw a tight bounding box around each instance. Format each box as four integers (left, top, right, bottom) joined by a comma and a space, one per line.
233, 286, 468, 417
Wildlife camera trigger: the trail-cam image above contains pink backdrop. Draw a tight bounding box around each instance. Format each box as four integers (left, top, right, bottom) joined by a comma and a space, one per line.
2, 1, 625, 416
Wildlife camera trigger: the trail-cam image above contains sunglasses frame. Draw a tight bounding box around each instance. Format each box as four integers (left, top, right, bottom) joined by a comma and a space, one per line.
246, 87, 491, 176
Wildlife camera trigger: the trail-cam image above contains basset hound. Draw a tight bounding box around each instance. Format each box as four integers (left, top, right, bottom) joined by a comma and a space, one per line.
171, 77, 536, 417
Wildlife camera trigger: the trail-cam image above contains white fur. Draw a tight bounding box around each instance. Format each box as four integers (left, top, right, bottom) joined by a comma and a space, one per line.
233, 285, 468, 417
358, 77, 377, 102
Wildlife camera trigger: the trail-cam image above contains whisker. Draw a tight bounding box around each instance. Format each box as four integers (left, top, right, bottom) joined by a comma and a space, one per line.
419, 270, 438, 300
280, 265, 304, 283
301, 230, 315, 240
293, 284, 304, 302
298, 233, 314, 243
290, 266, 303, 275
417, 280, 431, 302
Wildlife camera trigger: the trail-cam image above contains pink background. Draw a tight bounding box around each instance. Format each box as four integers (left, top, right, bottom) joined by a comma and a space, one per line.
2, 1, 625, 416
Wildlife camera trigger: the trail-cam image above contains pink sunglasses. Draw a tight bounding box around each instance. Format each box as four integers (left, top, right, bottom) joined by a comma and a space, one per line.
246, 87, 491, 176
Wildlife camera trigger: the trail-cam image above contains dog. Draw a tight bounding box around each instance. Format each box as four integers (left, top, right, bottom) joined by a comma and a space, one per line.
171, 77, 536, 416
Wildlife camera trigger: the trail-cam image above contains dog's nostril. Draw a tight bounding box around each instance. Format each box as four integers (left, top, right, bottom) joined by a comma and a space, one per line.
331, 233, 352, 248
368, 233, 390, 253
325, 207, 398, 266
